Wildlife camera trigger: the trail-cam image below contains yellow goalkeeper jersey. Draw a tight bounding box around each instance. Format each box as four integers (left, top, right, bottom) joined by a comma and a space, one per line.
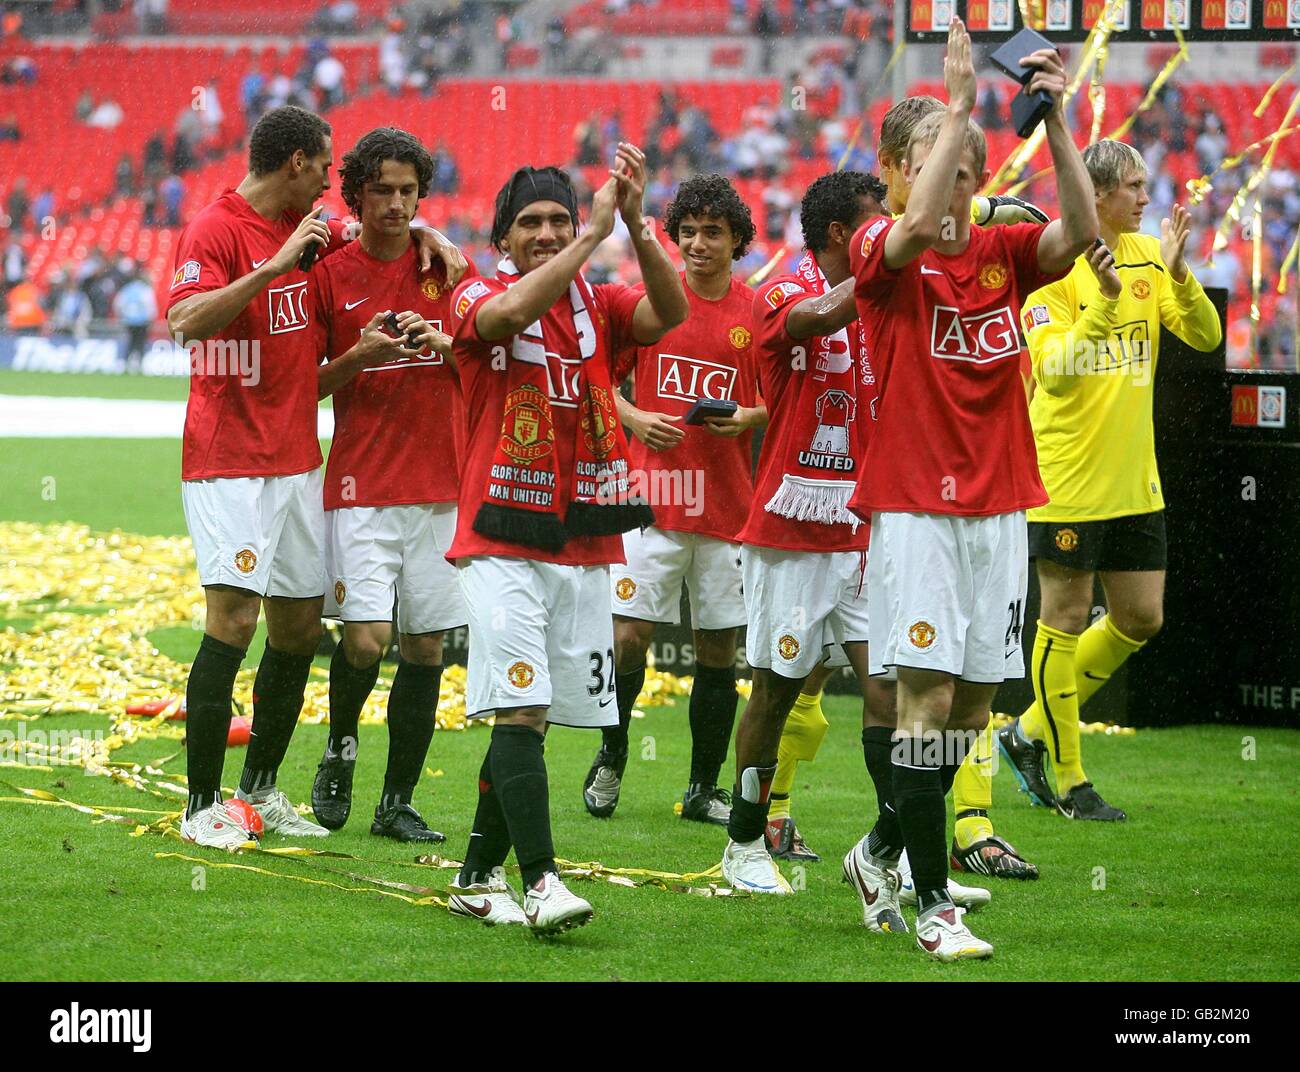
1023, 231, 1222, 523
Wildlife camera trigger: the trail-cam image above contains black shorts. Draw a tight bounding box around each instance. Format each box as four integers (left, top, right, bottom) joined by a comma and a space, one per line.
1028, 511, 1167, 572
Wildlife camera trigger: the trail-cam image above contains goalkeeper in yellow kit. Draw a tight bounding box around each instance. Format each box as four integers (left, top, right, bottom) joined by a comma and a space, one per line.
998, 139, 1222, 820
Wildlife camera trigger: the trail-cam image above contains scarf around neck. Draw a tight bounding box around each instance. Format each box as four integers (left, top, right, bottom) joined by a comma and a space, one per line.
471, 256, 654, 552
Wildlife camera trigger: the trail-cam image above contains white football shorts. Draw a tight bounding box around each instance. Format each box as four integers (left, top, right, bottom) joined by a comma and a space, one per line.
182, 469, 325, 599
868, 510, 1029, 683
325, 502, 466, 634
457, 556, 617, 728
610, 525, 745, 631
741, 544, 870, 680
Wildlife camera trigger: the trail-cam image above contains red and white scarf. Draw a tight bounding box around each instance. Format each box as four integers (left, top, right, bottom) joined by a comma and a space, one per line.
763, 252, 865, 531
472, 257, 653, 552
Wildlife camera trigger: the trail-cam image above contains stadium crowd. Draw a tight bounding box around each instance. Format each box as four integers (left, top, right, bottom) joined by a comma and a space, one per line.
0, 3, 1295, 367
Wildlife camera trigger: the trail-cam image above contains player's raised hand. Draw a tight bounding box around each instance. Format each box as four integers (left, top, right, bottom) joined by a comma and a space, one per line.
267, 205, 330, 277
611, 142, 648, 227
944, 17, 976, 114
352, 310, 419, 368
1160, 203, 1191, 283
589, 175, 620, 242
1021, 48, 1067, 116
626, 406, 685, 451
1085, 240, 1122, 300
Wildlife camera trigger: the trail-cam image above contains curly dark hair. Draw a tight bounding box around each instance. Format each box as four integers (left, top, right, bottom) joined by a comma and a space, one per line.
663, 174, 756, 260
248, 105, 331, 177
339, 127, 435, 218
800, 171, 888, 253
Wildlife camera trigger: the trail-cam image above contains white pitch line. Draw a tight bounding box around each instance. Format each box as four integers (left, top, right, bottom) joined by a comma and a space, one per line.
0, 395, 335, 439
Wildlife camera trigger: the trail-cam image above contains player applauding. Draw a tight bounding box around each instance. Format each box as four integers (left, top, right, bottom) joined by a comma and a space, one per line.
1000, 139, 1221, 821
311, 127, 473, 843
445, 151, 687, 933
585, 174, 763, 826
847, 19, 1097, 959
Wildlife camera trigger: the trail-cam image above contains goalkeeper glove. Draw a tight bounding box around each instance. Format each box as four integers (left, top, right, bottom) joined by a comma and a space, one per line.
973, 194, 1050, 227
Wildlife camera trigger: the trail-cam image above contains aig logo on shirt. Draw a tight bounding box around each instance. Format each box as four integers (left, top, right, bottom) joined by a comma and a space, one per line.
656, 354, 737, 403
268, 282, 310, 334
930, 305, 1019, 364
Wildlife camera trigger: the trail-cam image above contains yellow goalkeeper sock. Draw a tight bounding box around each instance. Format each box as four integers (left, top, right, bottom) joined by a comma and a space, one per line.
1020, 614, 1147, 739
770, 688, 829, 822
1025, 621, 1086, 793
952, 724, 995, 850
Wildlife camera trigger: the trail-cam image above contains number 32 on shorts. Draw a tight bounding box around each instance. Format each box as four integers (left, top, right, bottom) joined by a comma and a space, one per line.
588, 647, 616, 697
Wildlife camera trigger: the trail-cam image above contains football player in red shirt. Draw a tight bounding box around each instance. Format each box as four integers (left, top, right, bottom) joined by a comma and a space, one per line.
311, 127, 478, 844
444, 151, 688, 933
166, 106, 465, 849
717, 170, 889, 896
847, 19, 1097, 960
581, 174, 764, 827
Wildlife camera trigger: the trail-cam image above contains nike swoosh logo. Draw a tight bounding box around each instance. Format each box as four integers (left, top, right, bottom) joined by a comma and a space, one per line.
972, 755, 992, 765
919, 933, 942, 952
1083, 672, 1107, 681
344, 298, 369, 310
457, 897, 493, 918
1058, 690, 1078, 699
598, 698, 614, 708
253, 258, 267, 269
526, 907, 540, 925
921, 266, 943, 275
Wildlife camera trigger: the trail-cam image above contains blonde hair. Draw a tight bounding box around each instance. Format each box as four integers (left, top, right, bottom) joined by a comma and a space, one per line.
878, 95, 943, 167
1082, 139, 1147, 195
907, 111, 988, 177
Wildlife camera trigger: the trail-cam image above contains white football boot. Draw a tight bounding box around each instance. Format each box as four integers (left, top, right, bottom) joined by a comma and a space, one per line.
448, 867, 529, 926
236, 787, 329, 837
523, 873, 594, 935
897, 849, 991, 909
915, 904, 994, 962
180, 801, 257, 852
721, 837, 793, 894
841, 837, 908, 933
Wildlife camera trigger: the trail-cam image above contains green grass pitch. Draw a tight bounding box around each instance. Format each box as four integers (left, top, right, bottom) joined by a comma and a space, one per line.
1, 370, 1297, 981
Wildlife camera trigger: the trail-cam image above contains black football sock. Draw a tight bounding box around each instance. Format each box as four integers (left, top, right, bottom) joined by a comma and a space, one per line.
239, 645, 312, 795
490, 723, 556, 889
939, 728, 976, 797
184, 634, 246, 816
380, 661, 441, 811
688, 663, 739, 786
459, 743, 512, 887
727, 763, 776, 844
862, 726, 902, 861
327, 643, 380, 758
602, 664, 644, 755
891, 740, 951, 911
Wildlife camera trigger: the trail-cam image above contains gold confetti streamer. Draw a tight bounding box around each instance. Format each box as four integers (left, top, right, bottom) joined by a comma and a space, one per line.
1186, 124, 1299, 207
1278, 224, 1299, 296
1250, 196, 1263, 367
1210, 86, 1300, 264
1104, 26, 1189, 143
1255, 63, 1297, 118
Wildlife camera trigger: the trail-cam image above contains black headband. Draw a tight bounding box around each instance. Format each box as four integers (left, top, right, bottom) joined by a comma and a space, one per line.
491, 166, 580, 249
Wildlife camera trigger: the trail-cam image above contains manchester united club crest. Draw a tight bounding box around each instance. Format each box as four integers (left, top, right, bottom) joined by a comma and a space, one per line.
1055, 527, 1079, 552
334, 580, 347, 606
978, 263, 1008, 290
234, 547, 258, 574
500, 384, 554, 463
421, 277, 442, 301
507, 661, 536, 689
1130, 278, 1151, 300
615, 576, 637, 602
777, 634, 801, 661
729, 325, 752, 350
580, 384, 618, 457
907, 620, 937, 650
